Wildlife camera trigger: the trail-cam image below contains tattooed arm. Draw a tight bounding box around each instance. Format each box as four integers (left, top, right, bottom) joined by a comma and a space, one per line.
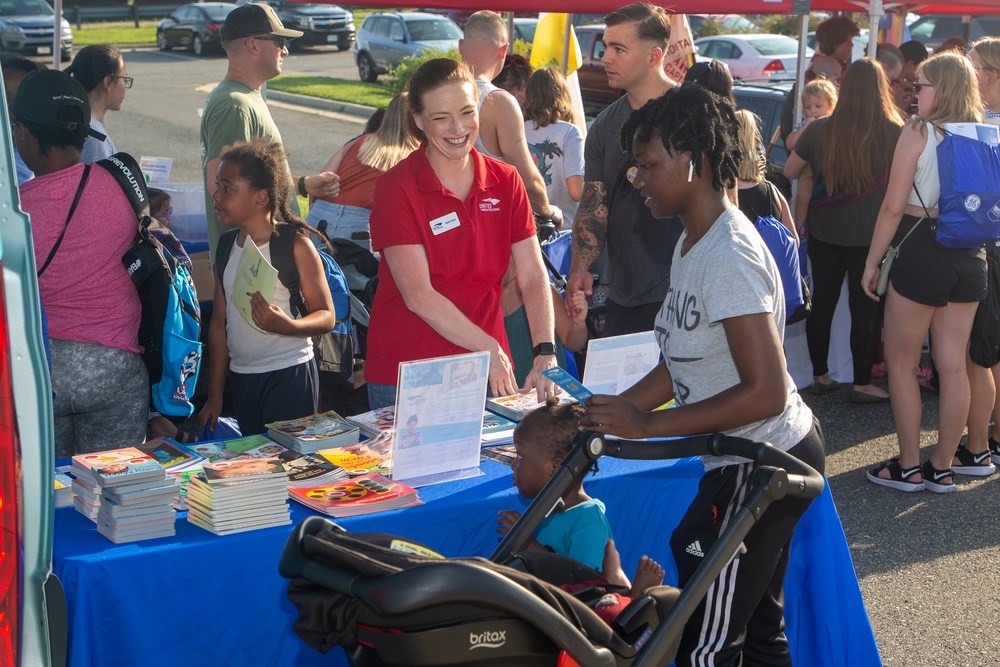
565, 180, 609, 319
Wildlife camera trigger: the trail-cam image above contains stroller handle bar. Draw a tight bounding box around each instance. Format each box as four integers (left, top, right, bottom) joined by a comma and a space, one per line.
491, 431, 825, 564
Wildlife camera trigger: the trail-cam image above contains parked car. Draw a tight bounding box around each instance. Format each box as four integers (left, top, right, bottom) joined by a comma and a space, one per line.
806, 29, 869, 64
575, 24, 623, 107
731, 82, 794, 198
0, 0, 72, 62
156, 2, 237, 57
265, 0, 354, 51
512, 16, 537, 44
353, 11, 462, 83
0, 86, 65, 667
907, 14, 1000, 51
422, 8, 476, 30
696, 34, 810, 83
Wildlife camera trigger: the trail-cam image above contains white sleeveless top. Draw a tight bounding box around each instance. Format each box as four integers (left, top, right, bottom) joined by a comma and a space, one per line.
907, 123, 943, 210
223, 236, 313, 374
473, 80, 503, 160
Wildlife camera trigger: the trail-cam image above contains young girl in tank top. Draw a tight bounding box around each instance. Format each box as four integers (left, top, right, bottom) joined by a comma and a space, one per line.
198, 138, 335, 436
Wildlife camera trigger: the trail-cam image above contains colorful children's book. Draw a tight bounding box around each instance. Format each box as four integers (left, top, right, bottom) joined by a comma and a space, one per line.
485, 393, 576, 422
71, 447, 157, 483
316, 433, 392, 476
185, 434, 286, 463
201, 457, 288, 484
137, 437, 201, 469
278, 450, 350, 487
266, 411, 360, 453
288, 472, 421, 518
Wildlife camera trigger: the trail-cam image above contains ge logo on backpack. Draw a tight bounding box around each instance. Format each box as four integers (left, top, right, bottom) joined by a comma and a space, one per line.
936, 131, 1000, 249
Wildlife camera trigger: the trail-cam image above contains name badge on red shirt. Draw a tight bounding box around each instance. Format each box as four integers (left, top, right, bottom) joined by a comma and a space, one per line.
428, 211, 461, 236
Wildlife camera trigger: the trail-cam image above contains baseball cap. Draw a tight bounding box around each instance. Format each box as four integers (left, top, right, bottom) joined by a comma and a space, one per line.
221, 3, 303, 42
10, 69, 105, 141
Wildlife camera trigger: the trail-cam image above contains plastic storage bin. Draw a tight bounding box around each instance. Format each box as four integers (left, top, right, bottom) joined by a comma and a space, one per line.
157, 182, 209, 254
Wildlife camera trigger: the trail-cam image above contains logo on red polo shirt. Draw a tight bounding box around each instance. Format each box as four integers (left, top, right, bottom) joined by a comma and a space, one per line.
479, 197, 501, 213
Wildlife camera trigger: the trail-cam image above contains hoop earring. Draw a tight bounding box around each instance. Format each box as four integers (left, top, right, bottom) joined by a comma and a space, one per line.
687, 160, 694, 183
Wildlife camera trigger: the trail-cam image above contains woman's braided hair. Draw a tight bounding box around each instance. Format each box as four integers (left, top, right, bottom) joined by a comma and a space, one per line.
219, 138, 332, 249
620, 83, 742, 193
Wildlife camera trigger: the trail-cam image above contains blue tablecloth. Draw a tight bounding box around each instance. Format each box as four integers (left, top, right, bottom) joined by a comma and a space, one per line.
53, 456, 881, 667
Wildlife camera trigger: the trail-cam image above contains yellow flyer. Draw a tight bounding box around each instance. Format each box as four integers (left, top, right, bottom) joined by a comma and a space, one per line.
232, 237, 278, 332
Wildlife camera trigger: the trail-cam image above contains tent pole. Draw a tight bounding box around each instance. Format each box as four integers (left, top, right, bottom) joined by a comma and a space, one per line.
562, 14, 571, 76
794, 13, 809, 137
53, 0, 62, 70
868, 0, 883, 58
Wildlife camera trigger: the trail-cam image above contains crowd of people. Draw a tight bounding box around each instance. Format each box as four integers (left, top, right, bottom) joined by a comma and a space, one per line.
8, 1, 1000, 662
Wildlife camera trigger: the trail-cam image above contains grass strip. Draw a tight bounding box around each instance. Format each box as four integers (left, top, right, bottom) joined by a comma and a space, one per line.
269, 76, 392, 109
74, 23, 158, 46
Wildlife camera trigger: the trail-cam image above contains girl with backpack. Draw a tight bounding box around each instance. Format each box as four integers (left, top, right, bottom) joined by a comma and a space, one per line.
198, 138, 335, 436
862, 53, 988, 492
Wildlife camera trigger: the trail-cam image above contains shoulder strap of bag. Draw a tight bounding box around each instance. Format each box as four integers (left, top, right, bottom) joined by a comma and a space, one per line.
38, 164, 90, 277
214, 228, 240, 301
94, 152, 151, 220
269, 223, 306, 317
766, 181, 781, 220
896, 182, 933, 249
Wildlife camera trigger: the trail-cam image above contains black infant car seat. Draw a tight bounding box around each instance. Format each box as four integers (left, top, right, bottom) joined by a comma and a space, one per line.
280, 432, 825, 667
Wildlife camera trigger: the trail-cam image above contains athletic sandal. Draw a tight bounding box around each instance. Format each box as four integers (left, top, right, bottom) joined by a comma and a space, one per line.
866, 458, 924, 492
989, 436, 1000, 466
953, 445, 996, 477
921, 460, 956, 494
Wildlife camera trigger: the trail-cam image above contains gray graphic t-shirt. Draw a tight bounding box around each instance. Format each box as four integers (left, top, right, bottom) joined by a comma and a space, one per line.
654, 208, 812, 470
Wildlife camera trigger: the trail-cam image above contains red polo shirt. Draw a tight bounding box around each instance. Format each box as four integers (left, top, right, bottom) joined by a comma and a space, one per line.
366, 146, 535, 386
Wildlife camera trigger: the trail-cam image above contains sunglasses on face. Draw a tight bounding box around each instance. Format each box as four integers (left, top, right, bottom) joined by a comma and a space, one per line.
912, 82, 933, 94
252, 35, 287, 49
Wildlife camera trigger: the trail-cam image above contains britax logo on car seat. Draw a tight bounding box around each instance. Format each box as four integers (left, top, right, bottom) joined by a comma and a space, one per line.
469, 629, 506, 650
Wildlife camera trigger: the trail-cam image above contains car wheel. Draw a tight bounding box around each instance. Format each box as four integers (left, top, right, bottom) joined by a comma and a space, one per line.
358, 53, 377, 82
193, 34, 205, 57
60, 48, 72, 62
157, 31, 171, 51
337, 43, 351, 52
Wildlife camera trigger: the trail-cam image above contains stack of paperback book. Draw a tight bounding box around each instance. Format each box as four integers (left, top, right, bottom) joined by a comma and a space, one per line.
186, 458, 292, 535
266, 410, 359, 454
278, 450, 350, 487
71, 447, 178, 543
54, 469, 73, 508
486, 393, 576, 421
288, 472, 421, 518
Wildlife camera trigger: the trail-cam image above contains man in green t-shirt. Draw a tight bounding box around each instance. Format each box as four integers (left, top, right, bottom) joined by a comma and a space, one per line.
200, 2, 339, 260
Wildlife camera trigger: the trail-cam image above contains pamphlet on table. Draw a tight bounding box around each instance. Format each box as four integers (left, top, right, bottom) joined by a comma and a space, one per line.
582, 331, 660, 396
392, 351, 490, 487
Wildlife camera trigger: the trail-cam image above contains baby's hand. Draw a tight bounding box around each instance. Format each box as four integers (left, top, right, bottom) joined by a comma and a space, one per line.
569, 291, 589, 325
496, 509, 521, 536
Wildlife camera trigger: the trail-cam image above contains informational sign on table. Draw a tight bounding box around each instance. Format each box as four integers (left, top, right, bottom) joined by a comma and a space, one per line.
392, 351, 489, 487
139, 156, 173, 184
583, 331, 661, 396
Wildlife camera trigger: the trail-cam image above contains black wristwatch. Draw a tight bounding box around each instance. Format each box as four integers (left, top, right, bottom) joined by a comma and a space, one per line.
533, 342, 557, 357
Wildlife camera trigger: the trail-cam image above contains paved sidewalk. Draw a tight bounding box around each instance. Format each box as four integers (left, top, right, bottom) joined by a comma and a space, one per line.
806, 385, 999, 666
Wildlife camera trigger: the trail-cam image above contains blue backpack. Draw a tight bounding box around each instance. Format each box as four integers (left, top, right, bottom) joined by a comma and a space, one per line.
98, 153, 202, 418
216, 223, 354, 378
744, 183, 810, 325
936, 129, 1000, 249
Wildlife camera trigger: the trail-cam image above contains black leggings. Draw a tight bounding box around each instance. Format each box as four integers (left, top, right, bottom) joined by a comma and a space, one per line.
806, 237, 879, 385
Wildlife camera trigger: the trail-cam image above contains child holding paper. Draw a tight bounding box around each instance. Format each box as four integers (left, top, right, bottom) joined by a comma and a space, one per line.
198, 138, 335, 436
496, 398, 612, 571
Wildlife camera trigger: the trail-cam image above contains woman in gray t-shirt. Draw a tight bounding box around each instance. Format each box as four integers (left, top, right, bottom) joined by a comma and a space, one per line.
580, 84, 824, 667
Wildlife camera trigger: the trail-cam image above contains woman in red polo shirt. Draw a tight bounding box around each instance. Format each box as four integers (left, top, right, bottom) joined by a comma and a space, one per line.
365, 58, 558, 409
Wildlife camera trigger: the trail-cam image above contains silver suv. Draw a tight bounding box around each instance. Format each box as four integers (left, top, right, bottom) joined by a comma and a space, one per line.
352, 11, 461, 83
0, 0, 72, 62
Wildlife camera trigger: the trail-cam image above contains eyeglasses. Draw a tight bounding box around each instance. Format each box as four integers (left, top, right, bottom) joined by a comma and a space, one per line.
912, 82, 933, 94
251, 35, 287, 49
159, 206, 174, 220
112, 75, 133, 89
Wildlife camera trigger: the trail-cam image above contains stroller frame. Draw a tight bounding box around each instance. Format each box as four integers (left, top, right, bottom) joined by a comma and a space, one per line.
280, 431, 825, 667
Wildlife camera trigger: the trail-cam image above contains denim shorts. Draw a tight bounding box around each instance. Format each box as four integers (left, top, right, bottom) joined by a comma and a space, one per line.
307, 202, 372, 252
